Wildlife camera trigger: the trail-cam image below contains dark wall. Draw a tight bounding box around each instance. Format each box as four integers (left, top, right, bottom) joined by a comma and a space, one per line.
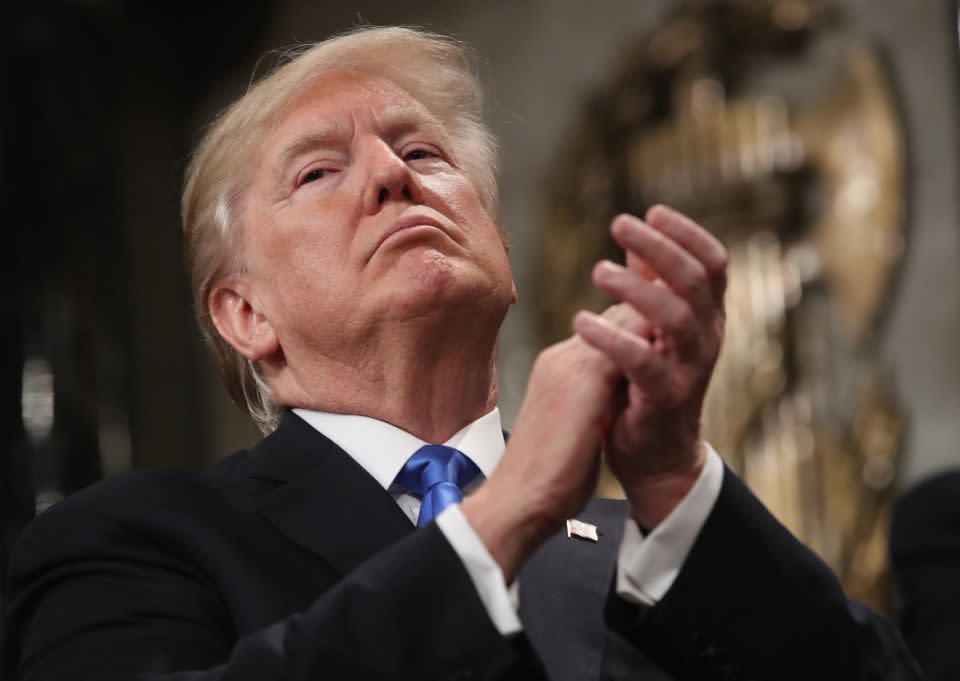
2, 0, 275, 595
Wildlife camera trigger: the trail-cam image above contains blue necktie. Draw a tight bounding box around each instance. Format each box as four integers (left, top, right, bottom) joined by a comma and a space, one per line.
395, 444, 481, 527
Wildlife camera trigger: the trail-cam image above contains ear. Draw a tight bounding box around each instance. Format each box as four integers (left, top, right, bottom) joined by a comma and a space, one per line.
208, 278, 280, 361
509, 278, 519, 305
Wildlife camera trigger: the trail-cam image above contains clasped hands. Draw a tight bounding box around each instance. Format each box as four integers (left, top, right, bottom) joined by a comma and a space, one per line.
462, 205, 728, 581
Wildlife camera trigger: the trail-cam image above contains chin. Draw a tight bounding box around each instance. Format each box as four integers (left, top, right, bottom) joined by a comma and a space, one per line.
384, 248, 505, 321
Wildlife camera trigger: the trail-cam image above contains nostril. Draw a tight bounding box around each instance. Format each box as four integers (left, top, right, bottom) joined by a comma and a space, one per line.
401, 185, 412, 201
377, 187, 388, 204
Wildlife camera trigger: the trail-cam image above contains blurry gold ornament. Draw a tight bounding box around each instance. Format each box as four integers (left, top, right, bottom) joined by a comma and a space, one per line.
538, 0, 905, 612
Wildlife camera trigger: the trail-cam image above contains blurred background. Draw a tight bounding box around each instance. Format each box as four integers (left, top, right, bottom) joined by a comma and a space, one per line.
3, 0, 960, 670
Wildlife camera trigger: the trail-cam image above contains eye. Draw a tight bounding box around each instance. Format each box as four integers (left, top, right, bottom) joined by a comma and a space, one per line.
403, 148, 434, 162
300, 168, 326, 185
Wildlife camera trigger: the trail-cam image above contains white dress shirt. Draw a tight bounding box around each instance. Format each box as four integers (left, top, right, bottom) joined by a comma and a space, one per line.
293, 407, 724, 636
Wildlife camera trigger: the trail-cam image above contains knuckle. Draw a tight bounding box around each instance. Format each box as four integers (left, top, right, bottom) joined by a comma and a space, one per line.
673, 264, 707, 303
601, 303, 624, 320
670, 302, 695, 330
534, 344, 563, 370
626, 353, 648, 374
706, 248, 730, 293
714, 245, 730, 272
605, 302, 636, 326
586, 349, 615, 373
687, 261, 708, 289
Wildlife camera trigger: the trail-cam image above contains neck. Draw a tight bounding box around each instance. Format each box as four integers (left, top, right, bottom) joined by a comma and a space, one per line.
265, 308, 504, 442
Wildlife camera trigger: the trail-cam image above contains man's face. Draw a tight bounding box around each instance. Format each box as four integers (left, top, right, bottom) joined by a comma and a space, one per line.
241, 69, 516, 362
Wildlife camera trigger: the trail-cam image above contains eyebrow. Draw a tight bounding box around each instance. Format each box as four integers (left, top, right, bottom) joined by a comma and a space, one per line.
271, 120, 351, 190
269, 102, 452, 191
375, 101, 450, 142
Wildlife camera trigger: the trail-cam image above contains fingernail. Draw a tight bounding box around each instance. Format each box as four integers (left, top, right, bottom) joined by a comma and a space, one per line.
574, 309, 596, 323
647, 204, 673, 225
593, 260, 619, 280
573, 310, 601, 328
612, 214, 640, 236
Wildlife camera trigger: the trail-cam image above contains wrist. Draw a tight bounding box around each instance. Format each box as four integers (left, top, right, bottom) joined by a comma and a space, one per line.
620, 441, 707, 530
460, 482, 554, 583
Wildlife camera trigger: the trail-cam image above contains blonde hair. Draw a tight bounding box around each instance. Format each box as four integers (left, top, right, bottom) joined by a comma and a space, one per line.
182, 26, 501, 433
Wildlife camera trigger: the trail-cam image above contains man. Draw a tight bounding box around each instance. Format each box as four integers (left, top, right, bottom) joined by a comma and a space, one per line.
5, 26, 921, 680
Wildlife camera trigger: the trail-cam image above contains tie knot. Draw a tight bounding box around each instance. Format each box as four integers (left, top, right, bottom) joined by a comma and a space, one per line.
395, 444, 480, 498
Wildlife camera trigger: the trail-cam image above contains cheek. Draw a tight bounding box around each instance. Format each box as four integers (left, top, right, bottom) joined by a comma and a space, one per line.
424, 174, 504, 246
438, 175, 509, 257
257, 247, 348, 346
254, 205, 338, 272
249, 215, 347, 311
429, 173, 489, 221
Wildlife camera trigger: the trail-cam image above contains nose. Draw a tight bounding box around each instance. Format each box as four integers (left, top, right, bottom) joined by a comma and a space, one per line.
363, 141, 424, 214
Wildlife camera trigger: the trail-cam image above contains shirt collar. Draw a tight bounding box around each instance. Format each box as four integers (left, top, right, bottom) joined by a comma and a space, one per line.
291, 407, 505, 491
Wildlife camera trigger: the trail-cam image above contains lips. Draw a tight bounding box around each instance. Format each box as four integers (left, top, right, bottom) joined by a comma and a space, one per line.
373, 214, 448, 254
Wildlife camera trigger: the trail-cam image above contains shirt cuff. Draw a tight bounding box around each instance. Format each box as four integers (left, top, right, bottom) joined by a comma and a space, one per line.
435, 503, 523, 636
615, 443, 724, 606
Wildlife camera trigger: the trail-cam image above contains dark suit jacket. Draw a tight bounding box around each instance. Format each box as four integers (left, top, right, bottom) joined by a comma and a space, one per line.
890, 471, 960, 681
5, 411, 921, 680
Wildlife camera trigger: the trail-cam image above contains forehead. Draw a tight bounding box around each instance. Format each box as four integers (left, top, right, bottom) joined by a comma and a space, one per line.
270, 69, 443, 144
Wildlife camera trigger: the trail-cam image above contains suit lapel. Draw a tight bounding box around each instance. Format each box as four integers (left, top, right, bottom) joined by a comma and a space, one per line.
520, 499, 627, 681
249, 411, 414, 576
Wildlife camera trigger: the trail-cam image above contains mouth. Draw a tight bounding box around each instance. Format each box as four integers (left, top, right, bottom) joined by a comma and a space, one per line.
372, 214, 449, 256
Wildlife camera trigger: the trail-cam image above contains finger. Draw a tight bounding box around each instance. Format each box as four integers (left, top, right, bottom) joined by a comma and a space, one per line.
554, 334, 622, 384
626, 250, 658, 282
610, 214, 712, 313
645, 204, 728, 295
593, 261, 697, 346
600, 301, 655, 341
529, 338, 622, 430
574, 310, 665, 383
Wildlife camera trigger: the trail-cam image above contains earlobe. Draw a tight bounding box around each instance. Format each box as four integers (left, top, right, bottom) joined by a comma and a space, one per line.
510, 279, 519, 305
208, 280, 280, 361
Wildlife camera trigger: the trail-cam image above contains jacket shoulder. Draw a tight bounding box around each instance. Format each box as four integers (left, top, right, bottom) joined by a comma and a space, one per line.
42, 467, 233, 519
10, 458, 266, 576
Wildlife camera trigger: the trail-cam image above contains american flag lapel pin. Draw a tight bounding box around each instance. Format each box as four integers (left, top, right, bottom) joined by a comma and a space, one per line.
566, 518, 599, 543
